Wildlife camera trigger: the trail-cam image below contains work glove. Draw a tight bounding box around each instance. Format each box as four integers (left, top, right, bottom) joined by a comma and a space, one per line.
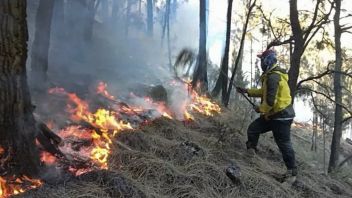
236, 87, 248, 94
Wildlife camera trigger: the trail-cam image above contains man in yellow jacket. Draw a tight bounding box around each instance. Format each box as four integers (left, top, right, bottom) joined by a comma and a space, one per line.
237, 49, 297, 182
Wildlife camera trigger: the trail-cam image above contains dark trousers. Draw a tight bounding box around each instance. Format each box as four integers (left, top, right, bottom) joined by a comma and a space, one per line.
246, 116, 296, 170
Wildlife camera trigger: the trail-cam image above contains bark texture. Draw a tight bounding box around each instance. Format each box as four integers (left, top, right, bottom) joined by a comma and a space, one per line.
288, 0, 304, 98
328, 0, 343, 173
0, 0, 40, 176
212, 0, 233, 103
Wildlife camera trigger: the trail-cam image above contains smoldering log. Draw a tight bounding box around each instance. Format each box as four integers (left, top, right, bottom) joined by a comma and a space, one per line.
36, 132, 64, 158
36, 122, 64, 157
37, 122, 62, 145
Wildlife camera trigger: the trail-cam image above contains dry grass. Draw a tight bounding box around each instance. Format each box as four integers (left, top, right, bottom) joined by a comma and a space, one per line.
19, 105, 352, 198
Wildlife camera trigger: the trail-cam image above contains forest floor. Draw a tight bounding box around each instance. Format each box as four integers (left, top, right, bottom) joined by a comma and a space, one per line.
17, 104, 352, 198
19, 27, 352, 197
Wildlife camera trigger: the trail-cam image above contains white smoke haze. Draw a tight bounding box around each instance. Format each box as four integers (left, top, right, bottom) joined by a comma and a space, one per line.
168, 84, 192, 119
26, 0, 206, 103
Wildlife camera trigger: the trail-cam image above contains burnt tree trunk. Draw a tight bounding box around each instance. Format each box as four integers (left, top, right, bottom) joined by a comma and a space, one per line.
162, 0, 172, 68
328, 0, 343, 173
192, 0, 208, 92
30, 0, 55, 88
0, 0, 40, 176
147, 0, 154, 36
211, 0, 233, 104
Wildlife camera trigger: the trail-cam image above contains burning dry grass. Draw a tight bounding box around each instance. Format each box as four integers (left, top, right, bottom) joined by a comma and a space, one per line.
18, 109, 352, 198
12, 82, 352, 198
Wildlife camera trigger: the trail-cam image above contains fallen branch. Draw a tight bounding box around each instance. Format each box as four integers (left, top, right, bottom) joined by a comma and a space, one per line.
37, 122, 62, 145
338, 154, 352, 168
36, 122, 64, 158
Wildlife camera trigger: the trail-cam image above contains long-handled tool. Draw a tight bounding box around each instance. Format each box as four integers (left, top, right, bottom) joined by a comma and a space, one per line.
237, 91, 256, 107
218, 69, 257, 107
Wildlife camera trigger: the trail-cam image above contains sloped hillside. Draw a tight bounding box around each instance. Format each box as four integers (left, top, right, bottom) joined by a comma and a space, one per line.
18, 106, 352, 198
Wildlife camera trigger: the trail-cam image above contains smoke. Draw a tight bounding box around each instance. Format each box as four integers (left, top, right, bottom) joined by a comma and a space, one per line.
27, 0, 200, 98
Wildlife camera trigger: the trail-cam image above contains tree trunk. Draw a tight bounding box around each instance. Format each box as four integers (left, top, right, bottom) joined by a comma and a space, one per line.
224, 0, 256, 106
30, 0, 55, 89
85, 0, 96, 41
53, 0, 65, 38
147, 0, 154, 36
112, 0, 119, 19
211, 0, 233, 104
139, 0, 142, 14
0, 0, 40, 176
192, 0, 208, 92
328, 0, 343, 173
162, 0, 170, 43
171, 0, 177, 19
288, 0, 304, 99
166, 0, 172, 68
125, 0, 131, 37
161, 0, 172, 69
250, 38, 253, 88
311, 112, 318, 151
322, 118, 326, 174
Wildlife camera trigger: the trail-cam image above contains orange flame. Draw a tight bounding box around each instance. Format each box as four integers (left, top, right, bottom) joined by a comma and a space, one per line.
40, 151, 56, 165
184, 111, 194, 121
0, 176, 42, 198
46, 81, 221, 175
189, 91, 221, 116
96, 81, 115, 100
0, 147, 4, 156
50, 86, 134, 170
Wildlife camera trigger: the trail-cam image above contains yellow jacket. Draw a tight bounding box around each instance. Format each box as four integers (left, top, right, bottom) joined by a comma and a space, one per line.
247, 66, 295, 119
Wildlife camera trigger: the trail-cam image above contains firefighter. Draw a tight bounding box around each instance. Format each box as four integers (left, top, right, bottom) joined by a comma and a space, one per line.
236, 49, 297, 183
